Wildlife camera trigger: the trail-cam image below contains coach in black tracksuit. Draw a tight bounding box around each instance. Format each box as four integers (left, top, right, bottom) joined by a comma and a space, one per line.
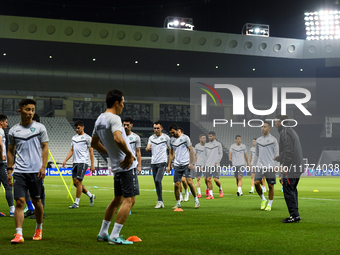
275, 115, 303, 223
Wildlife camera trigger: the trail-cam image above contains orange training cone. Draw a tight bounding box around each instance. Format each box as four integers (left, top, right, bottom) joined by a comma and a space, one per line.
174, 208, 183, 212
126, 236, 142, 242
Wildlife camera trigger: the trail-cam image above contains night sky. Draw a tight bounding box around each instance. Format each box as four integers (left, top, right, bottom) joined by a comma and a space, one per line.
1, 0, 338, 39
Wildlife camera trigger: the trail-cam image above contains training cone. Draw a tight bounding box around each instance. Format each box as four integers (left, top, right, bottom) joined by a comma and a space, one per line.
174, 208, 183, 212
313, 189, 319, 192
126, 236, 142, 242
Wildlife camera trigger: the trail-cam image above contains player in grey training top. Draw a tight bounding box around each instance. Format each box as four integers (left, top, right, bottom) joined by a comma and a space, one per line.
166, 123, 200, 209
194, 134, 206, 198
249, 138, 267, 194
7, 99, 48, 243
62, 121, 96, 209
123, 117, 141, 174
91, 89, 138, 245
0, 114, 15, 217
204, 131, 223, 199
229, 135, 250, 196
146, 121, 170, 209
252, 121, 279, 211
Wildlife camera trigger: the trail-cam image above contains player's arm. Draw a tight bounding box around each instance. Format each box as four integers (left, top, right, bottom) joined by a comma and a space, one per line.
0, 135, 4, 161
91, 137, 108, 155
244, 152, 250, 167
167, 148, 174, 173
229, 150, 232, 162
136, 147, 142, 174
39, 142, 49, 180
216, 143, 223, 166
113, 130, 135, 169
89, 147, 95, 172
62, 146, 73, 167
146, 137, 152, 151
249, 153, 252, 165
7, 144, 15, 187
188, 146, 194, 170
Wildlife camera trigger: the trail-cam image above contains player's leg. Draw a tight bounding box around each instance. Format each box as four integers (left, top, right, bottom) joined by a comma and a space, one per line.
206, 176, 214, 199
0, 164, 15, 216
182, 177, 189, 201
236, 167, 244, 196
154, 163, 166, 208
264, 172, 276, 211
172, 166, 184, 208
254, 170, 266, 209
186, 174, 200, 209
80, 164, 95, 206
249, 166, 255, 193
11, 173, 27, 243
24, 190, 35, 218
262, 176, 267, 193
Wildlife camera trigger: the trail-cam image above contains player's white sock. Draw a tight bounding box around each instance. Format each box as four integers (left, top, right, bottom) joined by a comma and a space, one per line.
36, 223, 43, 230
110, 223, 123, 239
10, 206, 15, 213
197, 187, 201, 195
185, 189, 189, 194
194, 197, 198, 202
16, 228, 23, 236
238, 187, 241, 192
251, 186, 254, 191
268, 200, 273, 206
180, 193, 183, 200
260, 194, 266, 201
177, 200, 181, 205
86, 191, 92, 198
261, 185, 264, 190
99, 220, 111, 236
209, 190, 213, 196
219, 185, 223, 191
75, 198, 80, 204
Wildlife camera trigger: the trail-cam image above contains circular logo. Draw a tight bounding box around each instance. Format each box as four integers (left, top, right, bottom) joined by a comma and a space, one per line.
130, 137, 133, 140
30, 127, 36, 132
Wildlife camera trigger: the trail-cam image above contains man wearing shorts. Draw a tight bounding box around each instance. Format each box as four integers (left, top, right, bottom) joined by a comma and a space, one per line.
229, 135, 249, 196
62, 121, 95, 209
166, 124, 199, 209
252, 121, 279, 211
204, 131, 223, 199
7, 99, 48, 243
194, 134, 206, 198
92, 89, 138, 245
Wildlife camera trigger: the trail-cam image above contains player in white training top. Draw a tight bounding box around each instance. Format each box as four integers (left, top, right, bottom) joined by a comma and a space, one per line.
249, 138, 267, 194
194, 134, 206, 198
62, 121, 96, 209
123, 117, 141, 174
146, 121, 170, 209
229, 135, 250, 196
91, 89, 138, 245
166, 123, 200, 209
252, 121, 279, 211
204, 131, 223, 199
0, 114, 15, 217
7, 99, 49, 243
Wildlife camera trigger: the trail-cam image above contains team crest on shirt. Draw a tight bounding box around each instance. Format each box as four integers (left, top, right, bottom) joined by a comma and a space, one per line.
130, 137, 133, 140
267, 139, 270, 142
30, 127, 36, 132
180, 139, 182, 142
81, 137, 84, 139
161, 138, 163, 141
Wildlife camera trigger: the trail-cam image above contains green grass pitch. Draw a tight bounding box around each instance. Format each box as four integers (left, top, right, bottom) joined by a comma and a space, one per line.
1, 176, 340, 255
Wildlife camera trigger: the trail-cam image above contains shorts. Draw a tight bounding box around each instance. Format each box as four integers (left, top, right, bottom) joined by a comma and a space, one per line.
13, 172, 42, 200
114, 168, 139, 198
255, 168, 276, 185
174, 165, 192, 182
183, 166, 195, 180
234, 166, 244, 178
203, 166, 220, 179
195, 165, 203, 178
72, 163, 88, 181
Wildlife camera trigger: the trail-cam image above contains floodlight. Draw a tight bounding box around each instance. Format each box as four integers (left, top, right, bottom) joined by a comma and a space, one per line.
305, 10, 340, 40
164, 16, 194, 30
242, 23, 269, 37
